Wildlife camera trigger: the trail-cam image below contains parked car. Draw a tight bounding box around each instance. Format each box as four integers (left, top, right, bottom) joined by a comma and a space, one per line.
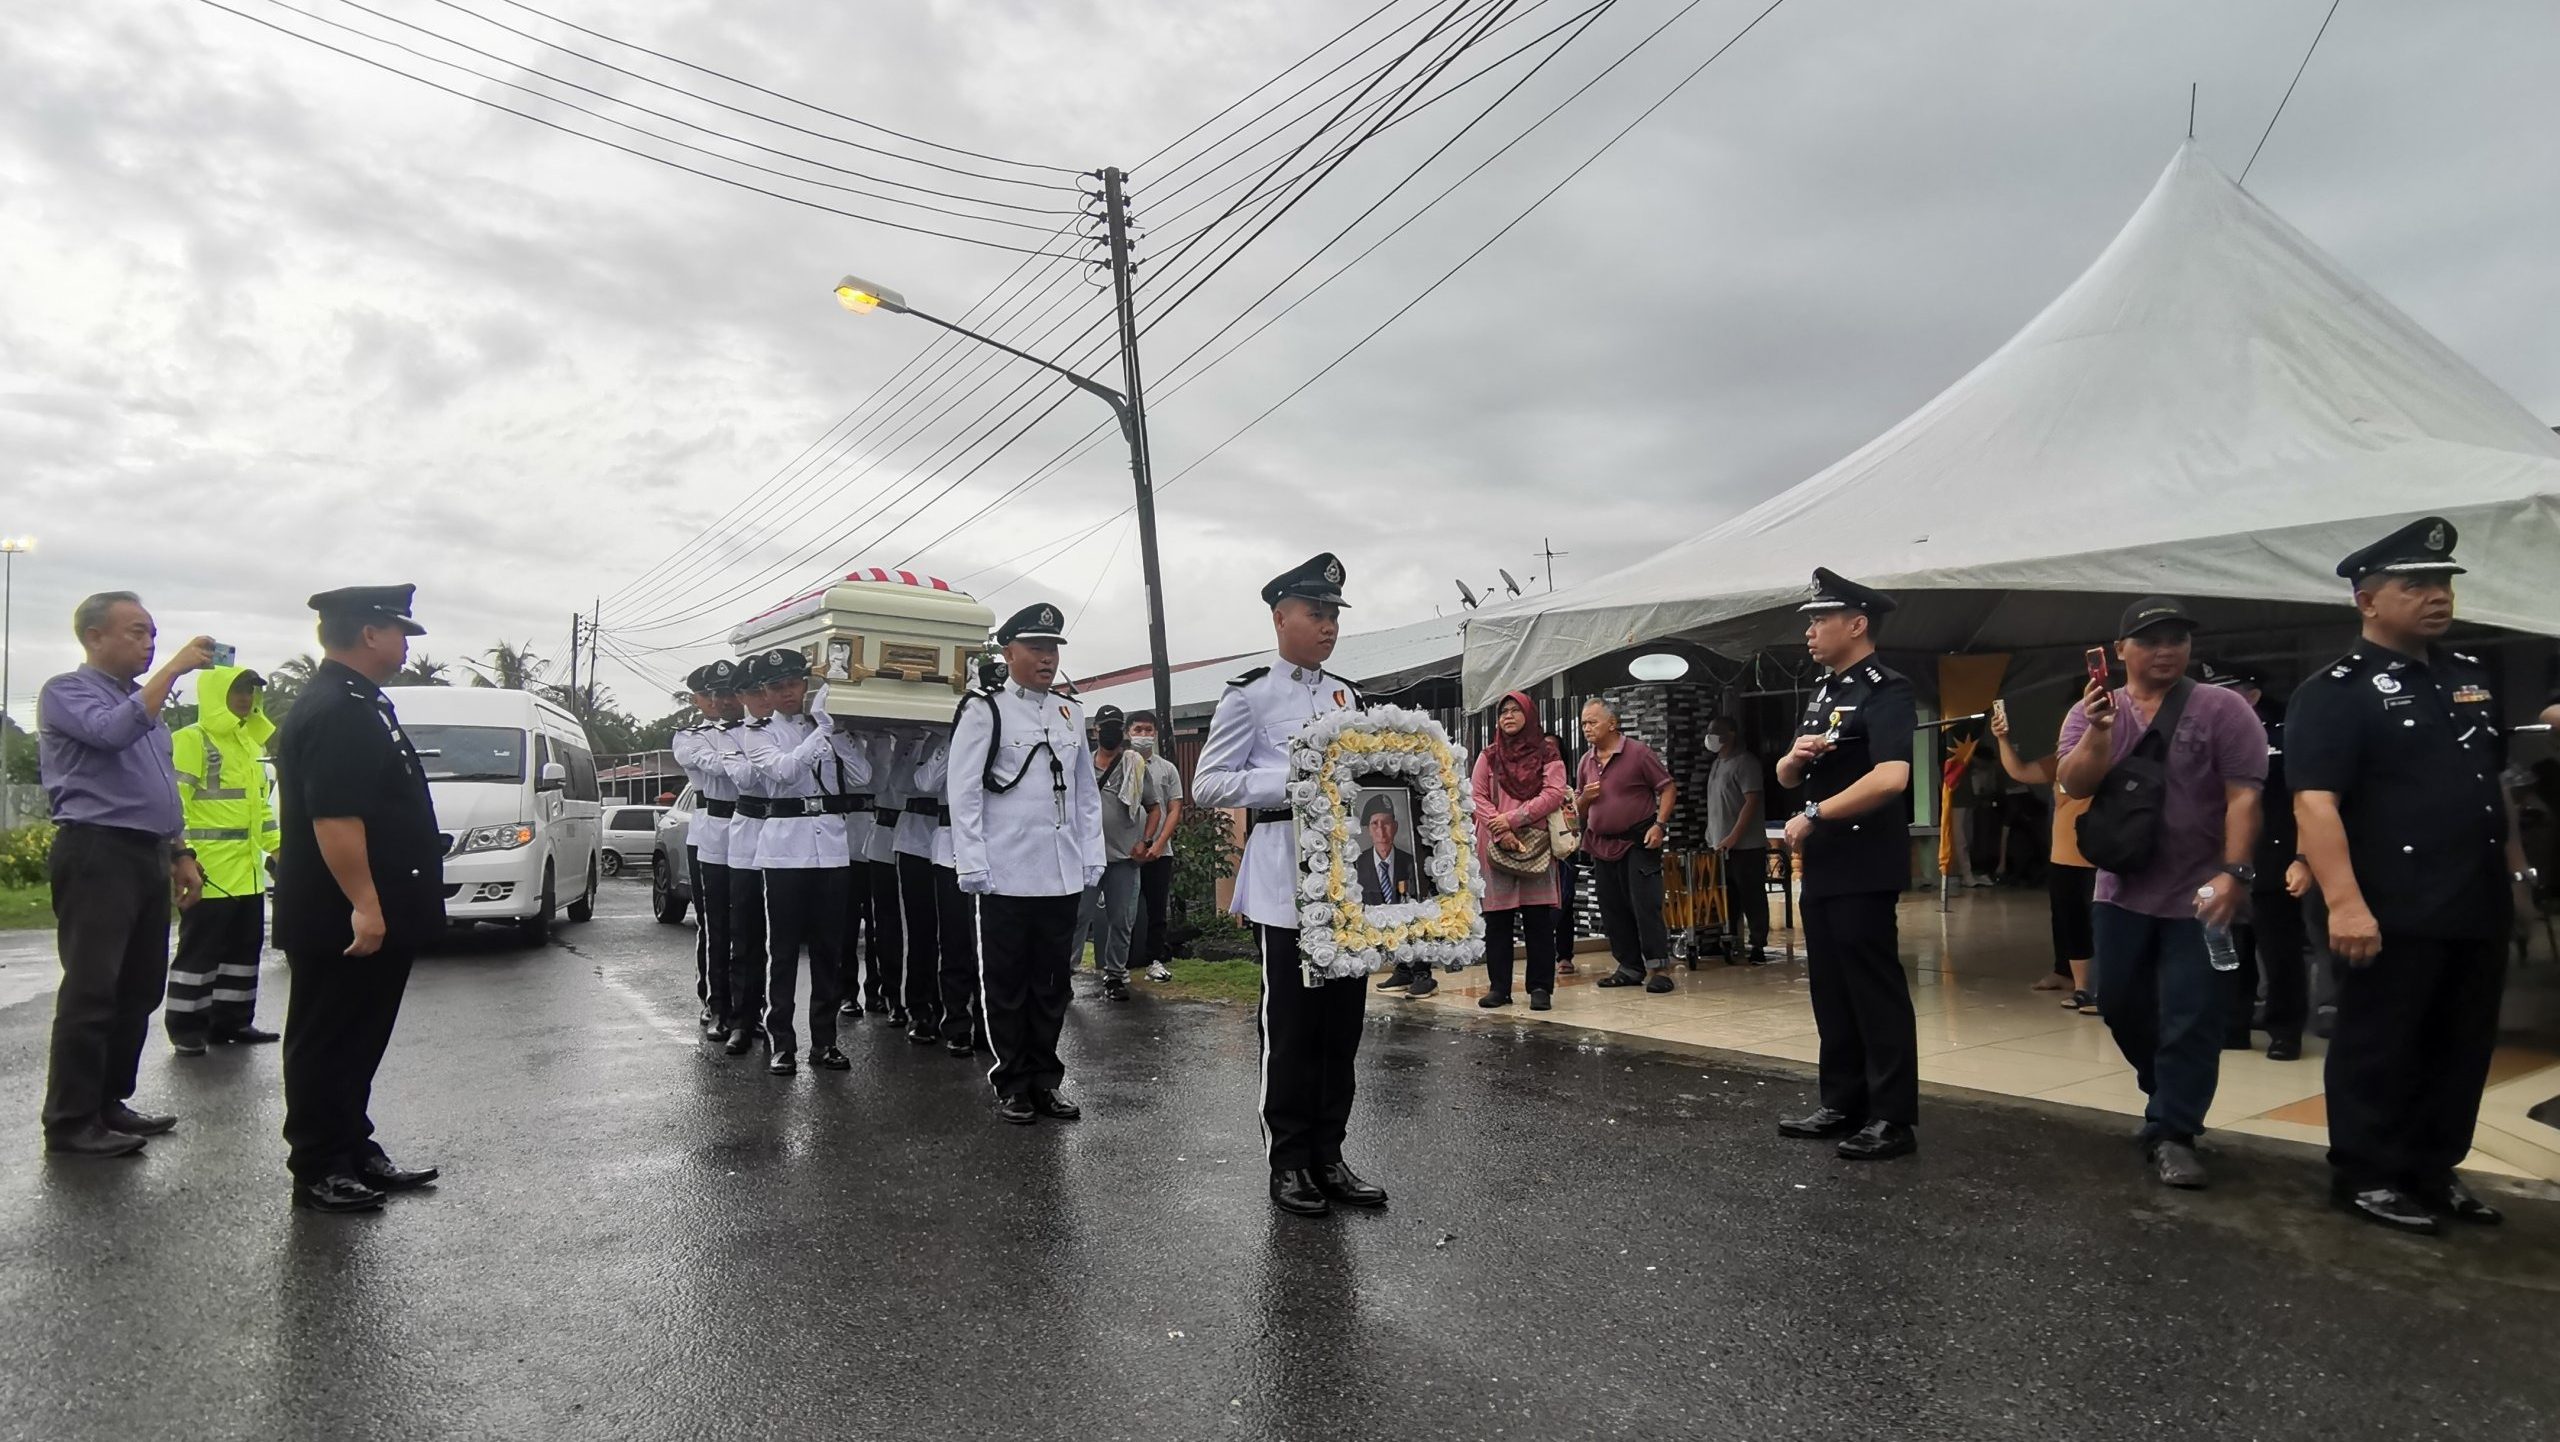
600, 803, 667, 877
388, 686, 604, 944
651, 785, 697, 924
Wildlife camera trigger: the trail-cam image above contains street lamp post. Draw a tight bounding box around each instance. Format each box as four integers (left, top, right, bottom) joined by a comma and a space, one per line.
835, 275, 1175, 734
1, 536, 31, 829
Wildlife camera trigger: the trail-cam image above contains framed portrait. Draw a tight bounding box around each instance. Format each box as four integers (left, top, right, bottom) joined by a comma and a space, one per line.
1285, 706, 1485, 982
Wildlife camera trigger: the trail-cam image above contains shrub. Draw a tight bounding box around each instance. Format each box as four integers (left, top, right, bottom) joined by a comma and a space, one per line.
0, 821, 53, 888
1168, 804, 1252, 958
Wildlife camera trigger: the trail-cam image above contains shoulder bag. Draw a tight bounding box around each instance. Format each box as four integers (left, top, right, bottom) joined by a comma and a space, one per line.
2074, 680, 2195, 876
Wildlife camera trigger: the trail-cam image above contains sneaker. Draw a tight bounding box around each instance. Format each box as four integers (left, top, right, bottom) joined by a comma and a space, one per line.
1146, 962, 1173, 982
1376, 968, 1413, 992
1103, 978, 1132, 1001
2147, 1136, 2207, 1189
1404, 972, 1439, 999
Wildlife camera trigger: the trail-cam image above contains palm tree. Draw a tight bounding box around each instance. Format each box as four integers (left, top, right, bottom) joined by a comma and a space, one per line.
468, 641, 549, 691
263, 653, 321, 721
388, 655, 452, 688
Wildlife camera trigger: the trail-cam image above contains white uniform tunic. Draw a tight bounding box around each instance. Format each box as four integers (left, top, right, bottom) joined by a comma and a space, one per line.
1193, 663, 1361, 929
894, 732, 946, 860
746, 710, 874, 870
709, 717, 782, 868
920, 739, 957, 869
859, 728, 906, 866
671, 721, 741, 867
950, 684, 1104, 898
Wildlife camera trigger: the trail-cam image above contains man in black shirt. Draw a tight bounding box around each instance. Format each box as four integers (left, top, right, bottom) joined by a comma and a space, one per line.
271, 586, 446, 1214
2200, 661, 2310, 1061
2289, 518, 2526, 1237
1774, 568, 1919, 1161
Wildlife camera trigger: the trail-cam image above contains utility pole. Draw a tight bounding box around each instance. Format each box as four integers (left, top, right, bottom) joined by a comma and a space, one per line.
586, 598, 601, 717
0, 538, 24, 827
565, 611, 582, 705
1539, 537, 1569, 592
1100, 167, 1174, 737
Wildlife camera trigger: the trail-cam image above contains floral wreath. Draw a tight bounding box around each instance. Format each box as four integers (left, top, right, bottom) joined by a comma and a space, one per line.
1288, 705, 1487, 982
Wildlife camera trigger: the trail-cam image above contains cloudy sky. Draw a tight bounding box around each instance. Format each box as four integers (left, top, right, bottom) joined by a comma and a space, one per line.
4, 0, 2555, 723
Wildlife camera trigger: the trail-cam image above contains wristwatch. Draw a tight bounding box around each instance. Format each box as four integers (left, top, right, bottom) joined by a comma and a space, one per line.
2218, 862, 2256, 887
172, 847, 198, 862
1800, 801, 1823, 824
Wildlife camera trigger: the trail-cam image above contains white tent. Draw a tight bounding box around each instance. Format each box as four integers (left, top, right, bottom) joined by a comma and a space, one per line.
1462, 144, 2560, 705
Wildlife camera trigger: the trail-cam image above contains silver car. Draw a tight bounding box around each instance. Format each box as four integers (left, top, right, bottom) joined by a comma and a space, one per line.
599, 803, 668, 877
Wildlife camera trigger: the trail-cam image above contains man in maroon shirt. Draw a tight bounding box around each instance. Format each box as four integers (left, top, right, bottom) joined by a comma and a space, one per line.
1576, 700, 1678, 994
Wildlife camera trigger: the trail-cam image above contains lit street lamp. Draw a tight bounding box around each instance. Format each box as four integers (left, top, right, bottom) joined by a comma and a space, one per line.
834, 274, 1175, 736
1, 536, 32, 828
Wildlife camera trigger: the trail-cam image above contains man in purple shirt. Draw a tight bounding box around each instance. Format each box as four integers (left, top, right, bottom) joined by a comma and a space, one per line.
38, 591, 215, 1158
2057, 597, 2266, 1192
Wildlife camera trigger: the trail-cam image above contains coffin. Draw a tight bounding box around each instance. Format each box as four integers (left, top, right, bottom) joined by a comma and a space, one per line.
730, 570, 995, 724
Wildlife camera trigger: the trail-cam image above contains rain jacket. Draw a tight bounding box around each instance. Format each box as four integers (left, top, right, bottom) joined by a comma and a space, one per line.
170, 664, 279, 901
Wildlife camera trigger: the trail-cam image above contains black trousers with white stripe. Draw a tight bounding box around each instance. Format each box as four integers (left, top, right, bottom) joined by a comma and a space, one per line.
688, 849, 732, 1025
936, 865, 980, 1045
979, 892, 1079, 1098
728, 865, 767, 1029
1256, 925, 1369, 1172
165, 893, 265, 1043
762, 865, 849, 1056
866, 859, 905, 1012
896, 853, 942, 1034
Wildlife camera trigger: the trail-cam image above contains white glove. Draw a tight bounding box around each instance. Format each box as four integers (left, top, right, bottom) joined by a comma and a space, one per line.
1083, 866, 1106, 890
958, 870, 995, 896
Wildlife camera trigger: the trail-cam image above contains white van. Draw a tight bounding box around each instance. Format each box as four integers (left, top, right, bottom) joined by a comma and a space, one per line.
387, 686, 604, 942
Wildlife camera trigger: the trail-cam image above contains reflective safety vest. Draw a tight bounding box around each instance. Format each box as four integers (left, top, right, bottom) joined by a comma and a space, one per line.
170, 664, 279, 901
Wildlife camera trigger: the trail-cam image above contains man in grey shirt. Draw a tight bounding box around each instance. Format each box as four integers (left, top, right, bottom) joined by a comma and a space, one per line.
1705, 716, 1772, 964
1081, 705, 1164, 1001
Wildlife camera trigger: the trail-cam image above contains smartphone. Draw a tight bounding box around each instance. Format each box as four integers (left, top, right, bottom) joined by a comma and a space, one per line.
2083, 646, 2110, 689
1991, 699, 2008, 729
209, 642, 236, 667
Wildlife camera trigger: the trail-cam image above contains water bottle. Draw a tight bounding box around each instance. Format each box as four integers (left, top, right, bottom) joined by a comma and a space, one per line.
2197, 886, 2240, 972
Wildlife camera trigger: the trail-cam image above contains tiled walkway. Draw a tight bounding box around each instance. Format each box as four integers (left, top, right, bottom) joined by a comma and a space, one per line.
1412, 888, 2560, 1183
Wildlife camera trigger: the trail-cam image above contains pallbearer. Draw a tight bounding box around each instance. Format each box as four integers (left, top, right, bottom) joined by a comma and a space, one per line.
891, 727, 949, 1046
859, 725, 911, 1028
739, 649, 871, 1075
921, 729, 983, 1058
670, 661, 744, 1038
1193, 553, 1390, 1218
711, 654, 778, 1055
950, 602, 1102, 1124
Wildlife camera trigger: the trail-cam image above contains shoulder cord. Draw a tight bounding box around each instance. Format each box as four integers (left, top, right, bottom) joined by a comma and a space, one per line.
965, 691, 1064, 798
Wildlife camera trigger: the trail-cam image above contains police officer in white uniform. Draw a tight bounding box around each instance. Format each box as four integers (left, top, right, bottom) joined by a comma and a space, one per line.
670, 661, 745, 1038
951, 602, 1103, 1125
1193, 553, 1391, 1219
716, 654, 777, 1055
918, 729, 984, 1057
860, 726, 912, 1030
740, 650, 873, 1075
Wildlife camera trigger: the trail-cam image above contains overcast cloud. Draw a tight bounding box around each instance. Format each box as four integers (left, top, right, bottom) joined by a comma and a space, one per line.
3, 0, 2554, 720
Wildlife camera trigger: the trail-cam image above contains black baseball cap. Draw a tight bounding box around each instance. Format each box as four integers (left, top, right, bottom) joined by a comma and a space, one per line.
2117, 596, 2195, 641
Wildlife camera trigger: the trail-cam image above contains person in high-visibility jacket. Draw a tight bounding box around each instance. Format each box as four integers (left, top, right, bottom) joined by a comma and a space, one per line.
164, 665, 281, 1054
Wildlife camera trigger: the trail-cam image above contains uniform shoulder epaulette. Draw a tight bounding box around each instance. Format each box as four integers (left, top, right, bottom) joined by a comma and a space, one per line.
2452, 650, 2481, 666
1861, 662, 1899, 685
2321, 650, 2369, 681
745, 716, 772, 729
716, 719, 739, 730
1228, 665, 1271, 688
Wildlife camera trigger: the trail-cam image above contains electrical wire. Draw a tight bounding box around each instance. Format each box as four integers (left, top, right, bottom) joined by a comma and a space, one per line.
1134, 0, 1417, 171
2240, 0, 2343, 185
196, 0, 1079, 256
482, 0, 1083, 177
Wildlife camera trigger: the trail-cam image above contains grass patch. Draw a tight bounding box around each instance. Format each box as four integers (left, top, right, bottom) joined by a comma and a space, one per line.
0, 883, 50, 931
1150, 958, 1262, 1005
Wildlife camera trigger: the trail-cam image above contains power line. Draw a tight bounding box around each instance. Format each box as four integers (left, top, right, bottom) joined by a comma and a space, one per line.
2240, 0, 2343, 185
1134, 0, 1419, 171
483, 0, 1083, 178
197, 0, 1079, 256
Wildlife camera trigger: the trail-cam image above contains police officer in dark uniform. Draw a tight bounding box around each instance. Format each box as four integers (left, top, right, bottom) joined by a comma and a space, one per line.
2199, 660, 2310, 1061
2288, 517, 2527, 1235
271, 585, 446, 1214
1774, 568, 1920, 1162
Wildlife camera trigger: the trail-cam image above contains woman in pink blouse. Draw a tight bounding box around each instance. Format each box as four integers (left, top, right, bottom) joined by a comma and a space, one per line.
1473, 691, 1571, 1010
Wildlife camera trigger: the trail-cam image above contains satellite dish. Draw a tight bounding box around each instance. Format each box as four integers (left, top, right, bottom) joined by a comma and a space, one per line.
1627, 652, 1690, 682
1497, 569, 1522, 596
1455, 579, 1481, 608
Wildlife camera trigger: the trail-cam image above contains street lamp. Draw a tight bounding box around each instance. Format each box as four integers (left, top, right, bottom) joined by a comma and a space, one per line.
1, 536, 32, 829
833, 273, 1175, 737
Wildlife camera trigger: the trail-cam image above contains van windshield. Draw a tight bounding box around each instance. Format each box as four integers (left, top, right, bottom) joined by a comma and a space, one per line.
407, 724, 527, 783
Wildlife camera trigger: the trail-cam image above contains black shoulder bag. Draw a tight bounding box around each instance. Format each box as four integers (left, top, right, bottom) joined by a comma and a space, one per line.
2074, 679, 2194, 876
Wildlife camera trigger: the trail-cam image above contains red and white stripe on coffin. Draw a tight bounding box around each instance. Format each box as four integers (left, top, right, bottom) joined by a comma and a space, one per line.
842, 566, 951, 591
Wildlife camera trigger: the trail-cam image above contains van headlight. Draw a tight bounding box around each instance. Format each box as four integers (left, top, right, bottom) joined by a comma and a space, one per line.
456, 823, 536, 855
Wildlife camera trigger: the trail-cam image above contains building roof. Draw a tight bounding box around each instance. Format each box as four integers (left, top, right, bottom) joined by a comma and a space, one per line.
1076, 612, 1466, 723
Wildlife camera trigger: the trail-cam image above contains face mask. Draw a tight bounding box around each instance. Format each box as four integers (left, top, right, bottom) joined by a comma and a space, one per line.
1129, 735, 1157, 755
1704, 734, 1725, 754
1098, 722, 1126, 750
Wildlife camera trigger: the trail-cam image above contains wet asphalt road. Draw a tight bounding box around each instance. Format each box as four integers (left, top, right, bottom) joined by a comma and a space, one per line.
2, 881, 2556, 1442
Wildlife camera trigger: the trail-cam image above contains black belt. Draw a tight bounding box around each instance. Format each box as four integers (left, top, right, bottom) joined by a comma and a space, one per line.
903, 798, 946, 821
1249, 808, 1293, 827
737, 796, 825, 819
820, 795, 872, 817
703, 799, 737, 818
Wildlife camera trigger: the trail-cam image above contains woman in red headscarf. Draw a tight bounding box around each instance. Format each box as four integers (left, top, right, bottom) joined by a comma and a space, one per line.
1472, 691, 1570, 1009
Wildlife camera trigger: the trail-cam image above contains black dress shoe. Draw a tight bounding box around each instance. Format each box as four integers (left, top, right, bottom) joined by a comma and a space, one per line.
724, 1026, 756, 1056
906, 1024, 941, 1045
101, 1103, 177, 1137
2333, 1182, 2438, 1235
769, 1051, 797, 1076
2265, 1035, 2302, 1062
356, 1156, 440, 1191
1103, 978, 1131, 1001
1595, 968, 1644, 988
838, 1000, 864, 1017
293, 1175, 386, 1213
1404, 972, 1439, 998
885, 1008, 909, 1027
1477, 991, 1513, 1009
1837, 1120, 1916, 1161
169, 1036, 208, 1057
809, 1046, 851, 1071
1269, 1168, 1331, 1217
699, 1012, 727, 1039
997, 1093, 1037, 1125
1031, 1089, 1081, 1120
1529, 990, 1552, 1011
2410, 1176, 2503, 1226
214, 1025, 281, 1045
1777, 1107, 1861, 1140
1643, 973, 1673, 994
1313, 1162, 1387, 1207
45, 1122, 146, 1158
944, 1034, 975, 1057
